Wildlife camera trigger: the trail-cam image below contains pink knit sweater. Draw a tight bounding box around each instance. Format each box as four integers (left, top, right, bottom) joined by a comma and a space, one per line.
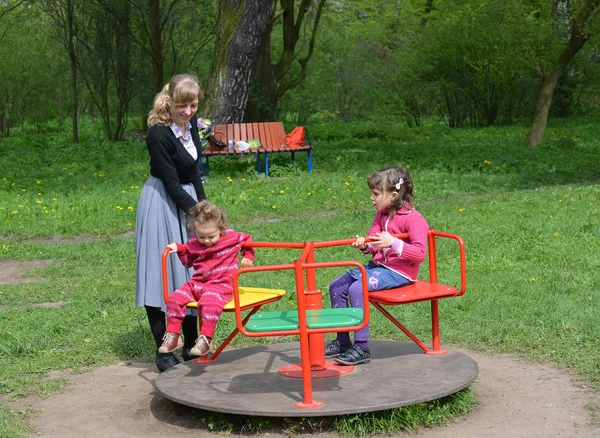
175, 228, 255, 289
362, 205, 429, 281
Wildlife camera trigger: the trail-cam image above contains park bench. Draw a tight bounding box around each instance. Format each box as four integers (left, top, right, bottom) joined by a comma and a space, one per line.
202, 122, 313, 177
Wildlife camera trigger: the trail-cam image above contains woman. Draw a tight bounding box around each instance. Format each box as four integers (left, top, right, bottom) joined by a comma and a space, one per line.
136, 73, 207, 372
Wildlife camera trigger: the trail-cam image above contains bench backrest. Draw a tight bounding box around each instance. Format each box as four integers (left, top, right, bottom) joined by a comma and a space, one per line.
213, 122, 286, 152
211, 122, 311, 152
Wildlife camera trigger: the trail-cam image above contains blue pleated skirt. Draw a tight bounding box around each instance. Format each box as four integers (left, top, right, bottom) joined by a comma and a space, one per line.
135, 176, 197, 310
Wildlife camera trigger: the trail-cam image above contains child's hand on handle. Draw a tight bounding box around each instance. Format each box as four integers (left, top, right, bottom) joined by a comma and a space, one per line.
240, 257, 254, 268
352, 235, 368, 250
166, 242, 178, 253
369, 231, 395, 249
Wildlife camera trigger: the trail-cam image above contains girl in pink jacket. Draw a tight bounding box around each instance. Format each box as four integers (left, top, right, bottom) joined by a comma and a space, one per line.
326, 166, 429, 365
159, 201, 255, 357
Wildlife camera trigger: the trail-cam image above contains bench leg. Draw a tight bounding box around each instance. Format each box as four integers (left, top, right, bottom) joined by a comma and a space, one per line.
307, 149, 313, 173
204, 156, 210, 177
256, 153, 261, 174
291, 151, 295, 164
265, 153, 269, 177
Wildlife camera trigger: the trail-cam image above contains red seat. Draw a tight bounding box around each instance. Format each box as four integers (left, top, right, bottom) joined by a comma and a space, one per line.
368, 229, 466, 355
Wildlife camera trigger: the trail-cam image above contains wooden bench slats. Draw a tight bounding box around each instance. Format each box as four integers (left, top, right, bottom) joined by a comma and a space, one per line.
201, 121, 313, 176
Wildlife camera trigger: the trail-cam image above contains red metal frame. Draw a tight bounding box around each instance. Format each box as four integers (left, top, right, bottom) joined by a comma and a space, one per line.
231, 240, 371, 409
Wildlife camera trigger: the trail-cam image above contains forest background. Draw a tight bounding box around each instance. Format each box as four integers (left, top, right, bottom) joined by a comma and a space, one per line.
1, 0, 600, 144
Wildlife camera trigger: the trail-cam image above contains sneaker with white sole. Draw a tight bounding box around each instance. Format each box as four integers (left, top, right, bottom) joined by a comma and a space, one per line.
190, 335, 213, 356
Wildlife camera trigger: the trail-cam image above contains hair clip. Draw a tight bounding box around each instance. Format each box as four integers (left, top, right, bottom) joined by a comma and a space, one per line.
395, 178, 404, 190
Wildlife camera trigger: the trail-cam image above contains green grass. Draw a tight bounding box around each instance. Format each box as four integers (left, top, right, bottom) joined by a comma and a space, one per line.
1, 116, 599, 436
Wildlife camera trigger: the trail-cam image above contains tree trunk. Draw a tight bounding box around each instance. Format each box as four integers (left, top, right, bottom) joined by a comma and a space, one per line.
210, 0, 272, 123
525, 33, 588, 146
525, 0, 600, 146
149, 0, 164, 93
244, 0, 326, 122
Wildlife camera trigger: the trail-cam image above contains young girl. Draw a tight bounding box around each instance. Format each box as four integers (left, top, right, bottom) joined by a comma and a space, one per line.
326, 166, 429, 365
159, 200, 255, 357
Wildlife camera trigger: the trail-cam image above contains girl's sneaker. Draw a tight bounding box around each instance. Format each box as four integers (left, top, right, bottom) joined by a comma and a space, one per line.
190, 335, 213, 356
158, 332, 183, 353
335, 345, 371, 365
325, 339, 350, 358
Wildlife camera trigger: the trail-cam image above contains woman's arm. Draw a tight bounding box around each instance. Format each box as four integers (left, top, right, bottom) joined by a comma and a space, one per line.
147, 127, 199, 212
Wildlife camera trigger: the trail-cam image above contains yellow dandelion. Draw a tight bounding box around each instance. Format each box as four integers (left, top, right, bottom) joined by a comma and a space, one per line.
484, 160, 491, 164
22, 188, 26, 192
565, 323, 570, 329
36, 180, 41, 184
459, 208, 465, 212
345, 182, 350, 186
279, 190, 285, 194
553, 233, 559, 237
52, 198, 57, 201
531, 278, 536, 282
36, 200, 42, 204
272, 205, 276, 209
18, 204, 23, 208
559, 200, 563, 203
128, 206, 134, 211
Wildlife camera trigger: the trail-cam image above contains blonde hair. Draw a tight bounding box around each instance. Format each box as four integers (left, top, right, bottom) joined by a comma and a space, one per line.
147, 73, 204, 127
187, 200, 228, 231
367, 165, 414, 215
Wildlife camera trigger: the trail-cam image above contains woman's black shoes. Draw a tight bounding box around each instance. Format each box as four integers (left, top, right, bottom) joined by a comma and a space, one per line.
155, 352, 180, 372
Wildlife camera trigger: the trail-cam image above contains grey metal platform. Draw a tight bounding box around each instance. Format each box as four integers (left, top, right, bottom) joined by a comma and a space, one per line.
155, 340, 479, 417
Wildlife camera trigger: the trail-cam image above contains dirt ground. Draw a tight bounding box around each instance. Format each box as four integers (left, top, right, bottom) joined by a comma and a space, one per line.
9, 351, 598, 438
2, 258, 600, 437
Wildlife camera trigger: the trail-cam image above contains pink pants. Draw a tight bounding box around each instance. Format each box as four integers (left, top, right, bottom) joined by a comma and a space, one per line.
165, 280, 231, 338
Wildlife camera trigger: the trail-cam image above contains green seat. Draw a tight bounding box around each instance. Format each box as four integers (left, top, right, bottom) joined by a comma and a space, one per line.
245, 308, 364, 332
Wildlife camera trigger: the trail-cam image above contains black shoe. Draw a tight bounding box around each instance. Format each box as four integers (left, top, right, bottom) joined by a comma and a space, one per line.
335, 345, 371, 365
182, 348, 201, 362
325, 339, 351, 358
155, 352, 180, 372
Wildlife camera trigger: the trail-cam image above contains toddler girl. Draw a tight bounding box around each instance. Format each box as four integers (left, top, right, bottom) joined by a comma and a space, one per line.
326, 165, 429, 365
159, 200, 254, 357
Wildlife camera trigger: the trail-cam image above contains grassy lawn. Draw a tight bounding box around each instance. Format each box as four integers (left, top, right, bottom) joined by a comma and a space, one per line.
0, 117, 599, 436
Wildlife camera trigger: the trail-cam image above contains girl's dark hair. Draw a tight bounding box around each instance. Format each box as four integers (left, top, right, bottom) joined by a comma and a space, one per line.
187, 200, 228, 231
367, 165, 414, 214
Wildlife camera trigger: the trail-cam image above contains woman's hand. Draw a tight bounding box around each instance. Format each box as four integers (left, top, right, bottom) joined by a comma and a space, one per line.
369, 231, 395, 249
241, 257, 254, 268
166, 242, 178, 253
351, 235, 368, 250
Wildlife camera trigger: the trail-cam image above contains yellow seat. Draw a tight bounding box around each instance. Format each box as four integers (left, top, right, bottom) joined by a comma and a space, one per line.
185, 286, 286, 311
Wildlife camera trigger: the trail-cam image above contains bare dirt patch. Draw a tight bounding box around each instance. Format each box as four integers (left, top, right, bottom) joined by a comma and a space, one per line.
10, 351, 599, 438
0, 259, 54, 285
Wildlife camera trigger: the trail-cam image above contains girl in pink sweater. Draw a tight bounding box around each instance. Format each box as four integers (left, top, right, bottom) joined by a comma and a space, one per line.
159, 200, 255, 357
326, 166, 429, 365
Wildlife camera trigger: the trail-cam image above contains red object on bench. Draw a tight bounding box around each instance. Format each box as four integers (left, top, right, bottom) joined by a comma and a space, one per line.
201, 122, 313, 176
368, 228, 467, 355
